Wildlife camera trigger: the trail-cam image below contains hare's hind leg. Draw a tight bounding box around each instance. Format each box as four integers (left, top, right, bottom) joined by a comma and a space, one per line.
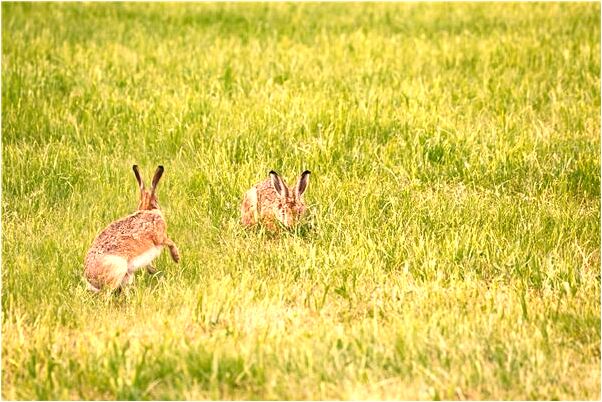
84, 255, 127, 293
146, 265, 157, 274
122, 272, 134, 287
119, 272, 135, 297
99, 255, 129, 291
86, 281, 100, 293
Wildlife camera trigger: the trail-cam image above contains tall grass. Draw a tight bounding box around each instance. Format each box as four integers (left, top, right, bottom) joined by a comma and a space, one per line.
2, 3, 600, 400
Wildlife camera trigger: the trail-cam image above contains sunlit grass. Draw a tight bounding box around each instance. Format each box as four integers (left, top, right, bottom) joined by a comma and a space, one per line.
2, 2, 600, 400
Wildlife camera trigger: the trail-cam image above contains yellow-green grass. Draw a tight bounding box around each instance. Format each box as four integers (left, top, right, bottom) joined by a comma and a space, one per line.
2, 2, 600, 400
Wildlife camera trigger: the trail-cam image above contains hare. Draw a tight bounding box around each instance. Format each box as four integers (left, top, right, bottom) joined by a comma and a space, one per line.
84, 165, 180, 293
241, 170, 311, 230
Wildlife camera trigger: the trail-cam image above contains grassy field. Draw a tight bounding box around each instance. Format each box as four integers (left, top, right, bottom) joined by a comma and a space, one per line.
2, 2, 601, 400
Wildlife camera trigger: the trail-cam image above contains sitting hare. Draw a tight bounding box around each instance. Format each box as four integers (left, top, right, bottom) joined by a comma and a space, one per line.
84, 165, 180, 292
241, 170, 310, 230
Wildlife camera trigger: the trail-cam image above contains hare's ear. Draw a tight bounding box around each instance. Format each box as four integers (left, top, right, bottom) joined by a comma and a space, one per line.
269, 170, 288, 198
133, 165, 144, 191
294, 170, 310, 198
150, 165, 164, 194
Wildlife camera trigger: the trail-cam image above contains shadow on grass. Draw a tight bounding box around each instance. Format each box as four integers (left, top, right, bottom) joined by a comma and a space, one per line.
77, 269, 168, 308
241, 218, 316, 242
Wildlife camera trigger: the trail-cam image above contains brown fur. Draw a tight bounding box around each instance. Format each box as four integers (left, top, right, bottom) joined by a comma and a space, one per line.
241, 170, 310, 230
84, 165, 179, 292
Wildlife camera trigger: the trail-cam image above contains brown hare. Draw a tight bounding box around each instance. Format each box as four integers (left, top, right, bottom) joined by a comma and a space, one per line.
241, 170, 310, 230
84, 165, 180, 293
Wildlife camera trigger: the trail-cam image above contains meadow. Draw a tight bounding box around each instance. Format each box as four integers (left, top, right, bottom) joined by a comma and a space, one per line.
2, 2, 601, 400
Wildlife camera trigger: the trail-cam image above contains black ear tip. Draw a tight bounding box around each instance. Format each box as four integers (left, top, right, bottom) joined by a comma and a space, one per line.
303, 170, 311, 175
158, 165, 164, 171
269, 170, 278, 176
133, 165, 139, 170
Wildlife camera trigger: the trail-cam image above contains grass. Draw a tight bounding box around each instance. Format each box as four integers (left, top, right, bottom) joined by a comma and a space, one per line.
1, 2, 600, 400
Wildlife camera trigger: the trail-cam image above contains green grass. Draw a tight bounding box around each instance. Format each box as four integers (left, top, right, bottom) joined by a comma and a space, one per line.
2, 2, 600, 400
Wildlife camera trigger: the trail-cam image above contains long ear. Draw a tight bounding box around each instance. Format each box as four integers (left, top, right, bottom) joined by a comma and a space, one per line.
295, 170, 310, 198
269, 170, 288, 198
150, 165, 164, 194
133, 165, 144, 190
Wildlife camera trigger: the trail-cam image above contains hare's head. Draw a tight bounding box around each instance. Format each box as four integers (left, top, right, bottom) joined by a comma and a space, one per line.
133, 165, 164, 211
269, 170, 311, 227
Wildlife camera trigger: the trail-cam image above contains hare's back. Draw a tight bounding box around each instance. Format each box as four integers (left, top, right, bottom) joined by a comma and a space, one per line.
255, 179, 279, 207
89, 211, 165, 255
